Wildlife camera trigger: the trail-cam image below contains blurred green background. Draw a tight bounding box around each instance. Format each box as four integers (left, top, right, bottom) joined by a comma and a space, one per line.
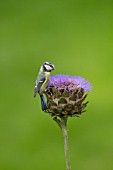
0, 0, 113, 170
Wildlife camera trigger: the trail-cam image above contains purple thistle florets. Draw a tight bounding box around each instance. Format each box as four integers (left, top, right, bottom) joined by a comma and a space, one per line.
45, 75, 92, 118
49, 75, 92, 92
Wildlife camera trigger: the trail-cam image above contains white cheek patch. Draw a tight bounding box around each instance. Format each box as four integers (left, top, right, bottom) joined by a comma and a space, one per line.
45, 65, 51, 71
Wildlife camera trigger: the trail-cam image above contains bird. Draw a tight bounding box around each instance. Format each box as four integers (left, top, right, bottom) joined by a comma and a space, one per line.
34, 62, 55, 111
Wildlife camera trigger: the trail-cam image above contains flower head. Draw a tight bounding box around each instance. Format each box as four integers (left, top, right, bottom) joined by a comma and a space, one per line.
49, 75, 91, 92
45, 75, 92, 118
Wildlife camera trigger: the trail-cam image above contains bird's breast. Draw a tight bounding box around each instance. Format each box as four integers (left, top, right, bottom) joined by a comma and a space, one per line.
39, 72, 50, 94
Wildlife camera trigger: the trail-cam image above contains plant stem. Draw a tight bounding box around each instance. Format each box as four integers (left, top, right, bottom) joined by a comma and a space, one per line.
61, 117, 71, 170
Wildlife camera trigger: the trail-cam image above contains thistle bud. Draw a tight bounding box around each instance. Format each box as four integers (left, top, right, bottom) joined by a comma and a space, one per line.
45, 75, 92, 118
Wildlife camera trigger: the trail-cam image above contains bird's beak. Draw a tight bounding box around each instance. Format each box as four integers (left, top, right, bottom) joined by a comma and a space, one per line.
52, 65, 56, 70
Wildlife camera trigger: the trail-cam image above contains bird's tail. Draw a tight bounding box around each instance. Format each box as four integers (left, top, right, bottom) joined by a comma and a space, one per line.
40, 94, 48, 111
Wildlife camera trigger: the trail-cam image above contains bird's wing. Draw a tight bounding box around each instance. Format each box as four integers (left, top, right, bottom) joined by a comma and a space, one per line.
34, 77, 46, 97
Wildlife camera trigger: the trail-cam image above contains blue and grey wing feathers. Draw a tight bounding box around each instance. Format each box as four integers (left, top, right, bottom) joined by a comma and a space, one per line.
34, 77, 45, 97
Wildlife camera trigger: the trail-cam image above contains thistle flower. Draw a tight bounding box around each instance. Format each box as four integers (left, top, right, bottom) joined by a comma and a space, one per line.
45, 75, 92, 118
44, 75, 92, 170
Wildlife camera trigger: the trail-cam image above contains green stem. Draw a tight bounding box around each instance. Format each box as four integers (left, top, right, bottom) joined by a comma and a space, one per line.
61, 117, 71, 170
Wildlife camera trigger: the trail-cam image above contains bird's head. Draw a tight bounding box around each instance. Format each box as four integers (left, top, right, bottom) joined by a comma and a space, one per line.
41, 62, 55, 72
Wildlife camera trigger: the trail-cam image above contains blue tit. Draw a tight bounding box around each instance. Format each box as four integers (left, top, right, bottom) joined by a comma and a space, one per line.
34, 62, 55, 111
